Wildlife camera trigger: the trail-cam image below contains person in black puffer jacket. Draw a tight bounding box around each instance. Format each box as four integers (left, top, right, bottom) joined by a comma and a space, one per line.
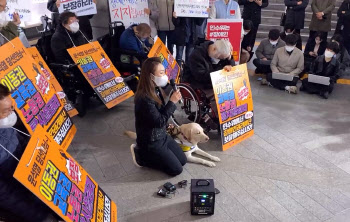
131, 57, 186, 176
0, 85, 60, 222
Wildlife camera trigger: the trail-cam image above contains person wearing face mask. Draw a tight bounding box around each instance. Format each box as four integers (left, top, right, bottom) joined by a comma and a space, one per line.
336, 0, 350, 53
280, 23, 302, 50
51, 11, 89, 64
240, 20, 254, 64
304, 32, 328, 73
331, 34, 350, 78
0, 85, 62, 221
131, 57, 186, 176
0, 0, 21, 46
301, 42, 341, 99
265, 34, 304, 94
119, 23, 152, 58
253, 29, 285, 75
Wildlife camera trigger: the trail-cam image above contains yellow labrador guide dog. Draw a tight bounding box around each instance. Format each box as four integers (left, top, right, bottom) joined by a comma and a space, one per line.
125, 123, 221, 167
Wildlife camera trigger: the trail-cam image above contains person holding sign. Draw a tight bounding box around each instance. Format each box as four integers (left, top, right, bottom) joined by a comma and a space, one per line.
51, 11, 89, 64
301, 42, 340, 99
0, 85, 61, 222
265, 34, 304, 94
210, 0, 242, 19
0, 0, 21, 45
132, 57, 186, 176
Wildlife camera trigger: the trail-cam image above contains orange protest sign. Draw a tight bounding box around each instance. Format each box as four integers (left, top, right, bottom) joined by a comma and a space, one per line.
0, 38, 76, 150
27, 47, 79, 118
67, 41, 134, 109
14, 126, 118, 222
210, 64, 254, 151
148, 38, 181, 83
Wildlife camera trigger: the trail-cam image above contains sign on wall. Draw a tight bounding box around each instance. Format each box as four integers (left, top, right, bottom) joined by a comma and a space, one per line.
14, 126, 117, 222
148, 38, 181, 83
0, 38, 76, 150
207, 19, 243, 64
59, 0, 97, 16
174, 0, 209, 18
67, 41, 134, 109
108, 0, 150, 26
210, 64, 254, 151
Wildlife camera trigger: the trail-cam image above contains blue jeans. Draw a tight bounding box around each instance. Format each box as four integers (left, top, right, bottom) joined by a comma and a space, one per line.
157, 30, 175, 54
176, 43, 194, 66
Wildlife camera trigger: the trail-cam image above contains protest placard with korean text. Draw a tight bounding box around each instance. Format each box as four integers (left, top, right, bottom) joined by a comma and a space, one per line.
6, 0, 32, 22
174, 0, 209, 18
0, 38, 76, 150
210, 64, 254, 151
67, 41, 134, 109
207, 19, 243, 64
14, 126, 117, 222
148, 38, 180, 83
59, 0, 97, 17
108, 0, 150, 26
27, 47, 79, 118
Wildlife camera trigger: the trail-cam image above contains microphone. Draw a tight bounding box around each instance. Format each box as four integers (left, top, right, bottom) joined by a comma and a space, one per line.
170, 79, 183, 104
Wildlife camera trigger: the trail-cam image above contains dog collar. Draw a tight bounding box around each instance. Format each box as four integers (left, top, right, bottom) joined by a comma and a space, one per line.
179, 143, 196, 152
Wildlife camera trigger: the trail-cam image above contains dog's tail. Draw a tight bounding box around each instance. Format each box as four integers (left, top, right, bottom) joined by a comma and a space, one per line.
124, 131, 137, 140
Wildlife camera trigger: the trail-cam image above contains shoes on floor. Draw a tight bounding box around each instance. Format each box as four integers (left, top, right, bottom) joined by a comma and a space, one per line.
285, 86, 298, 94
320, 91, 329, 99
130, 145, 142, 168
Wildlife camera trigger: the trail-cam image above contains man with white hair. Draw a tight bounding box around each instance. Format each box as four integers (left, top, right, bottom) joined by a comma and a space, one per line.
0, 0, 21, 46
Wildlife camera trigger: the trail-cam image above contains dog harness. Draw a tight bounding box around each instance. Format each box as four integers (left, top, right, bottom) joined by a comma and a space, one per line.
174, 138, 196, 152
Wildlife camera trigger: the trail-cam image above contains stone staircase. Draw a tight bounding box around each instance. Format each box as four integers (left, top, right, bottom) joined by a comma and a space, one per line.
251, 0, 344, 42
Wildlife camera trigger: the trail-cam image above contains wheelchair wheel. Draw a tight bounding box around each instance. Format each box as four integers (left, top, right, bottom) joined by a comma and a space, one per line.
170, 84, 201, 127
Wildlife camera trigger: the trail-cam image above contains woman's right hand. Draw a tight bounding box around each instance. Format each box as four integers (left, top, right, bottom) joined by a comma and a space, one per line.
173, 12, 177, 18
170, 90, 182, 104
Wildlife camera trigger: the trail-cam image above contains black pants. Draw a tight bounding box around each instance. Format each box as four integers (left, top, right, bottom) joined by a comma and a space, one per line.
267, 73, 299, 90
301, 78, 334, 94
309, 30, 328, 42
138, 135, 187, 176
250, 23, 259, 48
253, 58, 272, 74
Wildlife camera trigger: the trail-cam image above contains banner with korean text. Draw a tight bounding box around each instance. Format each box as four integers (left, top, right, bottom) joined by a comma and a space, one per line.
59, 0, 97, 16
14, 126, 117, 222
67, 41, 134, 109
27, 47, 79, 118
210, 64, 254, 151
108, 0, 150, 26
207, 19, 243, 64
148, 38, 181, 83
0, 38, 76, 150
174, 0, 209, 18
6, 0, 32, 22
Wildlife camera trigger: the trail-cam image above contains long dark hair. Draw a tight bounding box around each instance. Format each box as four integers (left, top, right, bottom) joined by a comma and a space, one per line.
135, 57, 163, 105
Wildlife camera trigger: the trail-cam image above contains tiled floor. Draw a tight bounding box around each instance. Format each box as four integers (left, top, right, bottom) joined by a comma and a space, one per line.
69, 77, 350, 222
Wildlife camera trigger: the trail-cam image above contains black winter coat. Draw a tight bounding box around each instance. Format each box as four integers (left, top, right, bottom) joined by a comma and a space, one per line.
285, 0, 309, 30
310, 55, 340, 81
47, 0, 93, 40
172, 16, 205, 46
238, 0, 269, 26
241, 31, 254, 50
51, 24, 88, 64
304, 38, 327, 57
337, 1, 350, 37
185, 41, 235, 89
135, 92, 176, 145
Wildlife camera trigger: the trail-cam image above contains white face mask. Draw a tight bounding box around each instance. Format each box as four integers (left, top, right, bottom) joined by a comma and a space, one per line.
325, 50, 335, 58
211, 57, 221, 64
69, 22, 79, 33
0, 112, 17, 128
285, 46, 295, 52
270, 40, 278, 45
243, 31, 249, 35
152, 74, 168, 87
285, 31, 292, 35
315, 39, 321, 44
0, 11, 8, 28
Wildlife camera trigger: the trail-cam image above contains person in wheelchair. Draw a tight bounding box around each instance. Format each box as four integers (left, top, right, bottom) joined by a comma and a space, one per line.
183, 39, 234, 118
51, 11, 89, 64
119, 23, 152, 58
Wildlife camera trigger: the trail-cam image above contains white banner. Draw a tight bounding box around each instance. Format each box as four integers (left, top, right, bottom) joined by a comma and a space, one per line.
59, 0, 97, 16
6, 0, 33, 22
108, 0, 149, 26
174, 0, 209, 18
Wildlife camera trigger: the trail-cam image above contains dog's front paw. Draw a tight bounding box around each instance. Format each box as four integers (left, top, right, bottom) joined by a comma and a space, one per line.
211, 156, 221, 162
206, 161, 216, 167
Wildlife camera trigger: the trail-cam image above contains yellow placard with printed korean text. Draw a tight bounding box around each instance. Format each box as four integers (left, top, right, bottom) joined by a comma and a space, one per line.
148, 38, 181, 83
13, 126, 117, 222
67, 41, 134, 109
27, 47, 79, 118
0, 38, 76, 150
210, 64, 254, 151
